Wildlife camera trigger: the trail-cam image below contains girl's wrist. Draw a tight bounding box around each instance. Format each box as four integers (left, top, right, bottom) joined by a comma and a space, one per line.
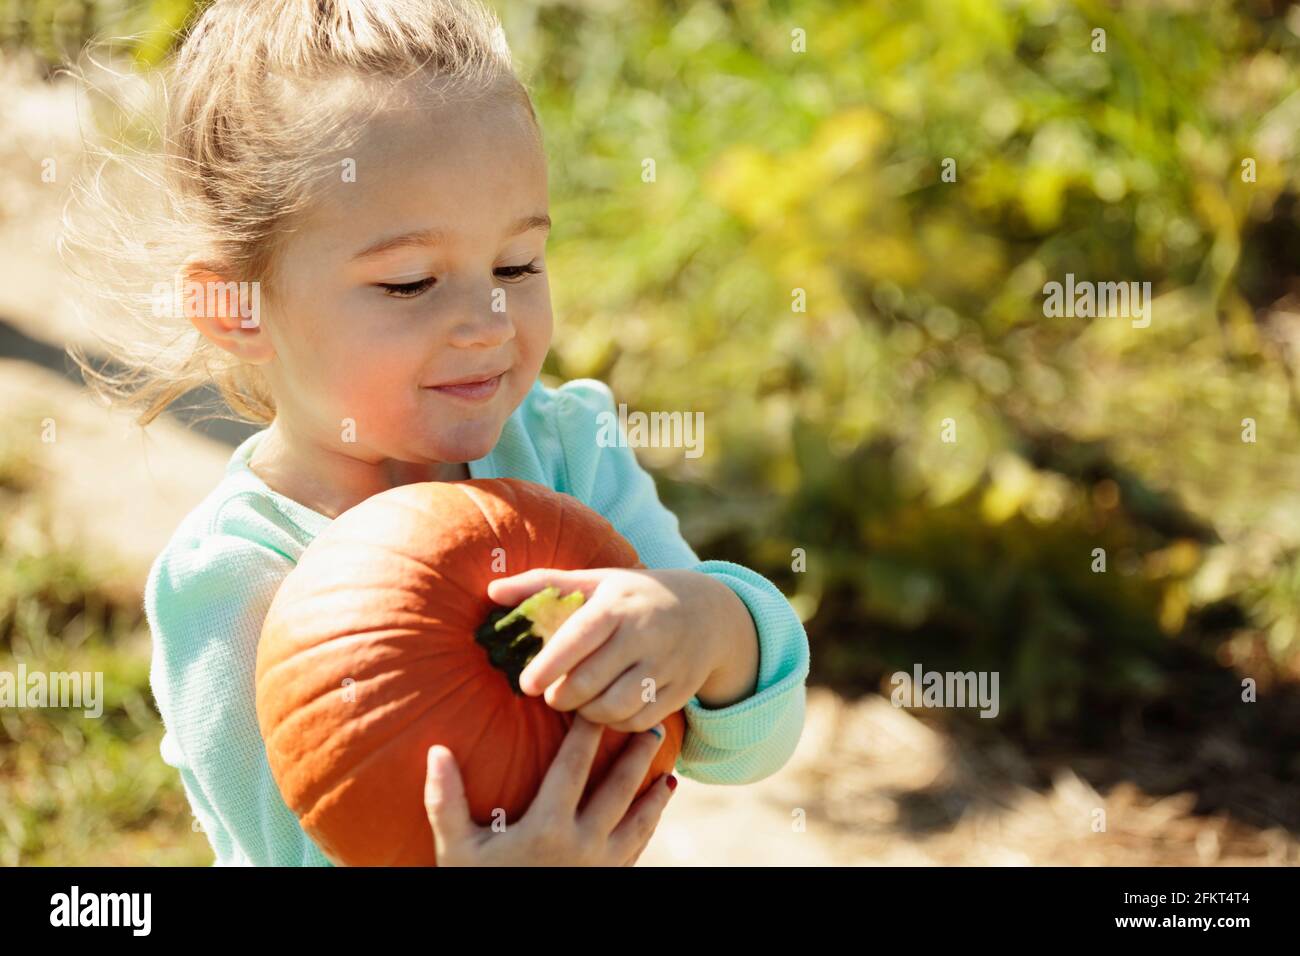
693, 574, 760, 709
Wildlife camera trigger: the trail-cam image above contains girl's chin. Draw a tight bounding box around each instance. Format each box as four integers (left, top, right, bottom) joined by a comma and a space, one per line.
417, 426, 503, 466
407, 384, 526, 464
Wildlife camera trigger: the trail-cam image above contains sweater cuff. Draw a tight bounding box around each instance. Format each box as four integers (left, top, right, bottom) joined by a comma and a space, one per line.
682, 560, 810, 747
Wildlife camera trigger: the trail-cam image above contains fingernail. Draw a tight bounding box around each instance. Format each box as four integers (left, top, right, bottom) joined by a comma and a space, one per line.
666, 775, 677, 791
647, 723, 665, 740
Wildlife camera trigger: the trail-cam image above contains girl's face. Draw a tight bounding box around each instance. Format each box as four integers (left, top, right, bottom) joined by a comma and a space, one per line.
262, 90, 552, 468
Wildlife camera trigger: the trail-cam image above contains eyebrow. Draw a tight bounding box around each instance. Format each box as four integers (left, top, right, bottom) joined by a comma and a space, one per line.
351, 214, 551, 260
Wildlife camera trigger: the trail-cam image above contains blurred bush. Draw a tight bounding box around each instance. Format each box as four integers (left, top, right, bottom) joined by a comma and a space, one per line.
528, 0, 1300, 740
4, 0, 1299, 743
0, 0, 191, 67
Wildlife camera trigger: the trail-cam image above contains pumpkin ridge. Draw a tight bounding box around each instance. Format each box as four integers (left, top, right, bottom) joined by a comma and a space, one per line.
574, 492, 640, 568
257, 604, 474, 667
464, 676, 530, 824
547, 487, 568, 570
290, 657, 491, 820
397, 654, 537, 838
521, 690, 562, 814
323, 513, 448, 574
387, 801, 440, 866
262, 595, 477, 653
557, 489, 642, 571
260, 631, 477, 734
278, 550, 482, 623
378, 683, 504, 867
451, 479, 519, 571
345, 492, 499, 593
314, 536, 486, 609
459, 479, 565, 581
506, 695, 533, 818
271, 679, 423, 786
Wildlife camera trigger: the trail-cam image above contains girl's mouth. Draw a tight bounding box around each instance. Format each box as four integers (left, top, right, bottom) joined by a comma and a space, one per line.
424, 372, 504, 403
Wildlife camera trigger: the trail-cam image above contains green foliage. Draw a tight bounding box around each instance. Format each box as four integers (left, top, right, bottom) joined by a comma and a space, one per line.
0, 0, 186, 66
512, 0, 1300, 737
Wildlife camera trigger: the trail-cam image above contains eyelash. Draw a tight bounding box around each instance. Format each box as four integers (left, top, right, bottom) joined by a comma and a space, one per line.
378, 261, 544, 298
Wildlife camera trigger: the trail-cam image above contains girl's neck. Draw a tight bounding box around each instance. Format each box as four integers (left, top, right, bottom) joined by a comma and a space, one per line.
248, 419, 470, 520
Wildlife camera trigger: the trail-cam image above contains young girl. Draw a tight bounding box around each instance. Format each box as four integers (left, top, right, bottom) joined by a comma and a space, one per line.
72, 0, 809, 866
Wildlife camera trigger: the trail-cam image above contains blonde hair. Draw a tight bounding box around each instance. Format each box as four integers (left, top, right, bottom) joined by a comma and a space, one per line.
62, 0, 538, 428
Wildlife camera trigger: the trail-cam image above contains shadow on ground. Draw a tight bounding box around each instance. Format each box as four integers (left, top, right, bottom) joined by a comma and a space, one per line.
0, 316, 257, 448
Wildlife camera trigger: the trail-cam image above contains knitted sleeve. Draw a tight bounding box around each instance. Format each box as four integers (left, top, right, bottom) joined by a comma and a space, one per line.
145, 532, 333, 866
548, 378, 810, 785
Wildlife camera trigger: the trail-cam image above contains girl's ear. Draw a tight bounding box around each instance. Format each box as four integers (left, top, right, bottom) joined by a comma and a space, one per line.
177, 255, 274, 365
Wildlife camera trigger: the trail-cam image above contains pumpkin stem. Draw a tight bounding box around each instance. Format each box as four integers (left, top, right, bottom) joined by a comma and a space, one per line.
474, 586, 585, 695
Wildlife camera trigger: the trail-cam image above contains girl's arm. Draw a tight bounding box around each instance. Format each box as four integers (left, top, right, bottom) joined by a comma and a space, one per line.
550, 379, 810, 785
145, 533, 333, 866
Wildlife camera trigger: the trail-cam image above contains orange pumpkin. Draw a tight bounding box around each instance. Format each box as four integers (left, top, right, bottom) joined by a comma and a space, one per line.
255, 478, 685, 866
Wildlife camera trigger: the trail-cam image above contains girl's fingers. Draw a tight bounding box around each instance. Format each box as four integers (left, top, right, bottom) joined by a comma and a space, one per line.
518, 598, 618, 696
567, 650, 662, 726
541, 624, 642, 713
425, 745, 475, 859
531, 714, 606, 814
596, 683, 677, 735
580, 725, 668, 836
485, 568, 606, 607
607, 771, 676, 864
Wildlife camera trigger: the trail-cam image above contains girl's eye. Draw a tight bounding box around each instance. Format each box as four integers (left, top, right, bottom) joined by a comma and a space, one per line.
495, 261, 544, 282
378, 277, 435, 298
376, 261, 541, 297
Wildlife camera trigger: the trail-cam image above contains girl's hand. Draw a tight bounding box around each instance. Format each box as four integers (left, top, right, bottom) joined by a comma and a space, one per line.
486, 568, 761, 732
425, 715, 676, 866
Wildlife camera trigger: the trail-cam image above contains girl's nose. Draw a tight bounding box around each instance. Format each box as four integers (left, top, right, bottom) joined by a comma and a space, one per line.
443, 286, 516, 349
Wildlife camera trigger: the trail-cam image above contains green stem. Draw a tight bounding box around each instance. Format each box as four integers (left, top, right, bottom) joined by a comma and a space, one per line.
473, 604, 544, 696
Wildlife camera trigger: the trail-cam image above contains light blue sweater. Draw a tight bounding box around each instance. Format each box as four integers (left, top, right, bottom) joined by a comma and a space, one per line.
144, 377, 810, 865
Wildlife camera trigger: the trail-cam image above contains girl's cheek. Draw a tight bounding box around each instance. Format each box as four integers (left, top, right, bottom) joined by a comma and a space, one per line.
520, 297, 554, 354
